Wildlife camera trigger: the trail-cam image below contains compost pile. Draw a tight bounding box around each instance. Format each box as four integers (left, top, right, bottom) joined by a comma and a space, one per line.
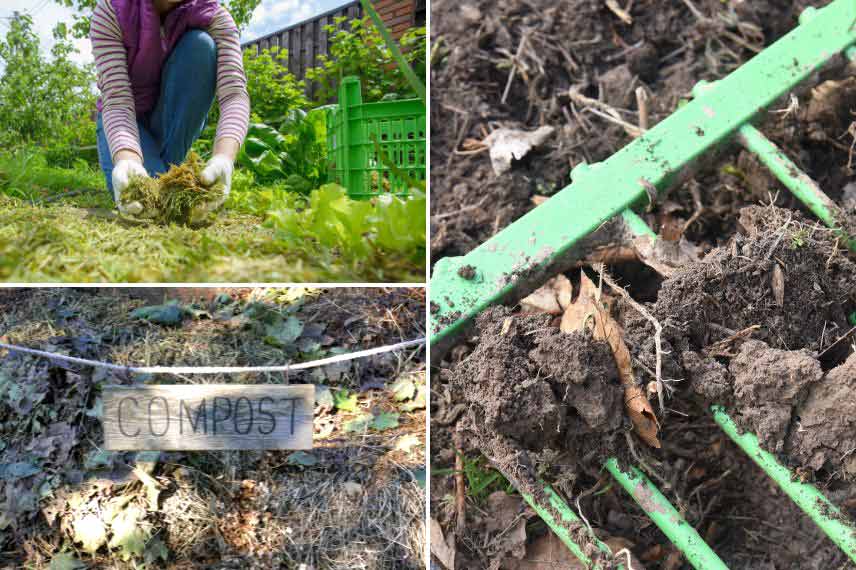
431, 0, 856, 568
0, 288, 427, 570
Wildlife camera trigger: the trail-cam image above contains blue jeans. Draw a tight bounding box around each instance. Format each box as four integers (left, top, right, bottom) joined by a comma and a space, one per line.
97, 30, 217, 198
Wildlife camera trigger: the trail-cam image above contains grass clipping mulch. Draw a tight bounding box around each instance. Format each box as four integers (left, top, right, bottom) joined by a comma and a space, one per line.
123, 152, 223, 226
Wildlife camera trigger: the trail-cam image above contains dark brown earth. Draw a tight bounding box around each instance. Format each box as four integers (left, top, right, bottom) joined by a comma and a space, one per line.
430, 0, 856, 265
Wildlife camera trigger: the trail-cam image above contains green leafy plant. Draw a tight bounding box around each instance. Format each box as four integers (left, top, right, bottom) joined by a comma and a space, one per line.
266, 184, 425, 272
237, 114, 328, 189
454, 453, 514, 504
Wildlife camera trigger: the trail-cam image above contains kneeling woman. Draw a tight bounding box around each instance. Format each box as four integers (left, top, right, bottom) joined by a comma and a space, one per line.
91, 0, 250, 216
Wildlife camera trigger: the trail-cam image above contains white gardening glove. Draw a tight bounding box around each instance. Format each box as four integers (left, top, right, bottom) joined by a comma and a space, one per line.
199, 154, 233, 210
112, 159, 148, 215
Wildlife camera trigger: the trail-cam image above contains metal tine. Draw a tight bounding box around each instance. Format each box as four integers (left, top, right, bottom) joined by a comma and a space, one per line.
713, 406, 856, 560
692, 77, 856, 250
515, 480, 621, 570
508, 460, 728, 570
735, 122, 853, 249
605, 459, 730, 570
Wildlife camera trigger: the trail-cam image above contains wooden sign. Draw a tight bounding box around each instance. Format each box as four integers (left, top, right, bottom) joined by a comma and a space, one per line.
103, 385, 314, 451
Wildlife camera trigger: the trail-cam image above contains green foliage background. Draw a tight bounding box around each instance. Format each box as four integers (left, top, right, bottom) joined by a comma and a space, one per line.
0, 14, 97, 167
306, 17, 426, 104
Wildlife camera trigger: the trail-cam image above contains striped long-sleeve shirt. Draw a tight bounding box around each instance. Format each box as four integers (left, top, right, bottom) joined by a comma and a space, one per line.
90, 0, 250, 161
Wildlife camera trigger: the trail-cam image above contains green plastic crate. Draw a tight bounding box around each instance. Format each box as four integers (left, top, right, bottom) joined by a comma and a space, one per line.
326, 76, 426, 199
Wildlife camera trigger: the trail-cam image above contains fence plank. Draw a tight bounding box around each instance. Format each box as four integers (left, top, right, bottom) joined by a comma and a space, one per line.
103, 385, 314, 451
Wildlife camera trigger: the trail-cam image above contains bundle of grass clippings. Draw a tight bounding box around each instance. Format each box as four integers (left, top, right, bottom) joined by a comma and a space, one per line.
123, 152, 223, 226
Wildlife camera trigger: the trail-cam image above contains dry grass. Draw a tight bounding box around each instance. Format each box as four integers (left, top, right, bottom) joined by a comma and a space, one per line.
124, 153, 223, 226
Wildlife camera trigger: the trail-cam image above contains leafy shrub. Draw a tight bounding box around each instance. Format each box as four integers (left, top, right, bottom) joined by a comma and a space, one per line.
241, 47, 309, 125
237, 111, 328, 190
306, 18, 426, 104
0, 14, 97, 167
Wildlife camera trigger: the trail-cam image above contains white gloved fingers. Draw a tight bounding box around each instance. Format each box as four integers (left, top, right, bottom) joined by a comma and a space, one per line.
201, 154, 234, 194
112, 159, 149, 206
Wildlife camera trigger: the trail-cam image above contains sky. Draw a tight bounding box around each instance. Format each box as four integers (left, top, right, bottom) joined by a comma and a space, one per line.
0, 0, 350, 67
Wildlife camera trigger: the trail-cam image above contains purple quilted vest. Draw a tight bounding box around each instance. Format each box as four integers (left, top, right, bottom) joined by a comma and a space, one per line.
105, 0, 220, 114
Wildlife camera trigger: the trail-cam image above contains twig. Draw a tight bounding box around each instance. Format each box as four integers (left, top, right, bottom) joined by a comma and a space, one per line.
679, 0, 706, 21
605, 0, 633, 24
680, 181, 705, 237
818, 326, 856, 359
635, 86, 649, 132
455, 446, 466, 531
598, 268, 666, 413
431, 196, 488, 222
582, 107, 643, 138
501, 30, 530, 105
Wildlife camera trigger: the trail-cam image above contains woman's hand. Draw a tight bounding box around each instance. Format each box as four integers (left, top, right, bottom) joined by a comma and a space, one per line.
111, 153, 147, 215
194, 138, 240, 222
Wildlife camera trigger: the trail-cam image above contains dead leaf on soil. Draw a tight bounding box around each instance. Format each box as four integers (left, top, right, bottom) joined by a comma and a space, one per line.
560, 272, 661, 448
483, 126, 555, 176
520, 276, 573, 315
430, 518, 456, 570
484, 491, 530, 563
633, 235, 701, 278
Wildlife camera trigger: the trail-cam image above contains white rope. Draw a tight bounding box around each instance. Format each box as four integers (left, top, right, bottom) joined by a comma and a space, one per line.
0, 338, 425, 375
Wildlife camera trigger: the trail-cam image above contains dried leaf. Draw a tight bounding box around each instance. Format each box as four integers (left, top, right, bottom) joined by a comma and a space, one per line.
0, 461, 40, 481
108, 505, 148, 561
633, 235, 701, 278
401, 384, 426, 412
343, 413, 373, 433
371, 412, 400, 431
391, 377, 417, 401
130, 303, 186, 326
287, 451, 318, 467
395, 434, 422, 453
483, 126, 555, 176
560, 272, 660, 447
342, 481, 363, 497
521, 284, 562, 315
430, 518, 456, 570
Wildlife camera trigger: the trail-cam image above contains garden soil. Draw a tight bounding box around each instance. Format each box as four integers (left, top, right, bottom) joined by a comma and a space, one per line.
431, 0, 856, 567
